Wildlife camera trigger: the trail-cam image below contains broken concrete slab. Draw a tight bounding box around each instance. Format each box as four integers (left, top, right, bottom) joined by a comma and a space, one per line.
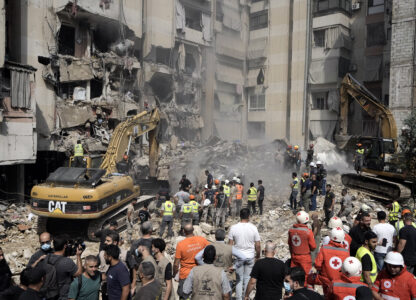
59, 58, 94, 82
57, 105, 96, 128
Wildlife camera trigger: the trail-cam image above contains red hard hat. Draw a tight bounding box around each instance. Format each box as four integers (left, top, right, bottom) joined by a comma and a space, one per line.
190, 195, 195, 200
287, 145, 292, 149
214, 179, 220, 185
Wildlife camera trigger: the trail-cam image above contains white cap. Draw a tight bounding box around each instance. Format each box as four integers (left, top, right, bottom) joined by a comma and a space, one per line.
342, 257, 362, 277
309, 162, 316, 167
384, 251, 405, 267
316, 161, 322, 165
225, 180, 230, 184
204, 184, 208, 189
328, 216, 343, 229
296, 211, 310, 224
361, 204, 371, 212
330, 227, 345, 243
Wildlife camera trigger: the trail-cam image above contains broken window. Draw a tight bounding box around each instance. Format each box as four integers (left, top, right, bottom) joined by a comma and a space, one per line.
313, 30, 325, 47
185, 53, 196, 74
175, 92, 194, 105
156, 48, 171, 66
247, 122, 265, 139
249, 94, 265, 111
90, 79, 103, 99
312, 92, 329, 110
185, 6, 202, 31
250, 10, 268, 31
367, 23, 386, 47
368, 0, 384, 15
93, 23, 120, 53
58, 25, 75, 56
338, 57, 350, 78
59, 81, 87, 100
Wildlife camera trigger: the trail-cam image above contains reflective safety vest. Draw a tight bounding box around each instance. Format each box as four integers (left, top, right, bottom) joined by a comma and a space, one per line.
248, 187, 257, 201
315, 241, 349, 281
182, 203, 193, 214
395, 220, 416, 239
330, 275, 367, 300
389, 201, 401, 222
163, 201, 174, 216
74, 144, 84, 156
190, 200, 199, 213
356, 148, 364, 155
223, 185, 231, 197
236, 184, 243, 200
293, 177, 299, 190
356, 246, 377, 283
288, 224, 316, 255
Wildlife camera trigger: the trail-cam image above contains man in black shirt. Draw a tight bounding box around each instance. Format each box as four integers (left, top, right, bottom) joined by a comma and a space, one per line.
257, 180, 265, 215
245, 241, 287, 300
0, 268, 30, 300
323, 184, 335, 226
205, 170, 213, 189
93, 220, 118, 251
179, 175, 192, 192
397, 214, 416, 274
28, 232, 54, 266
18, 267, 45, 300
286, 267, 323, 300
349, 212, 371, 256
138, 203, 151, 224
310, 174, 319, 211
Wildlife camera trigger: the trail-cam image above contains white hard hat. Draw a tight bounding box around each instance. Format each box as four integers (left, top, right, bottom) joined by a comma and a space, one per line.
342, 257, 362, 277
361, 204, 371, 212
212, 185, 216, 189
316, 161, 322, 165
330, 227, 345, 243
328, 216, 343, 229
204, 184, 208, 189
296, 211, 310, 224
322, 235, 330, 246
236, 178, 241, 183
203, 199, 211, 207
343, 224, 350, 234
384, 251, 405, 267
232, 177, 238, 181
309, 162, 316, 167
225, 180, 230, 184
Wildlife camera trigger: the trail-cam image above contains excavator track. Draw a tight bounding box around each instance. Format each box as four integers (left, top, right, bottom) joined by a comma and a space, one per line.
341, 173, 412, 202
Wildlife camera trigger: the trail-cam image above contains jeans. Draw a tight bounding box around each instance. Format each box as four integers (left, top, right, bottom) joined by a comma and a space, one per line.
324, 208, 334, 226
320, 178, 326, 196
159, 218, 173, 238
248, 201, 256, 215
374, 252, 386, 272
235, 258, 255, 300
215, 208, 227, 228
310, 194, 317, 211
289, 191, 298, 209
258, 198, 264, 215
233, 200, 242, 217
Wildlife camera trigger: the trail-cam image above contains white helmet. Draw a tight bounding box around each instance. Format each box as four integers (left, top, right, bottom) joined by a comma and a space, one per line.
343, 224, 350, 234
212, 185, 216, 189
330, 227, 345, 243
328, 216, 343, 229
225, 180, 230, 184
361, 204, 371, 212
309, 162, 316, 167
232, 176, 238, 181
236, 178, 241, 183
296, 211, 310, 224
316, 161, 322, 165
384, 251, 405, 267
342, 257, 362, 277
204, 184, 208, 189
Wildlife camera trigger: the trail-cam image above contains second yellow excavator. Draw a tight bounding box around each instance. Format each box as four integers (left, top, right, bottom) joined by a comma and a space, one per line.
30, 108, 160, 237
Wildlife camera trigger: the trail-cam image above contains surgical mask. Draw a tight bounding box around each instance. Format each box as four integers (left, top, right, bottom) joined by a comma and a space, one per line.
284, 282, 292, 293
135, 249, 139, 257
41, 243, 51, 252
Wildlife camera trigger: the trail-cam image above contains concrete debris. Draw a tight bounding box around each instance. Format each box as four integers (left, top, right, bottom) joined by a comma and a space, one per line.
313, 137, 349, 172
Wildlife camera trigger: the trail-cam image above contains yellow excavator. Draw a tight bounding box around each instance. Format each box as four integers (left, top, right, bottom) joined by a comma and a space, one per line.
30, 108, 160, 237
336, 74, 414, 202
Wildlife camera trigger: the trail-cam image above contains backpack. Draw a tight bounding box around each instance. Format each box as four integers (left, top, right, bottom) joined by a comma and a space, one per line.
39, 255, 64, 299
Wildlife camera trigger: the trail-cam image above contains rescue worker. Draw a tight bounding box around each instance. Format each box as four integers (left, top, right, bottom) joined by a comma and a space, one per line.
256, 180, 265, 215
247, 182, 257, 216
189, 195, 200, 225
372, 251, 416, 299
388, 199, 401, 226
394, 210, 416, 239
306, 144, 314, 168
159, 196, 175, 238
311, 227, 350, 296
179, 199, 193, 236
285, 145, 294, 169
293, 145, 301, 173
355, 230, 378, 286
327, 216, 352, 252
288, 211, 316, 275
338, 188, 353, 224
316, 161, 327, 196
234, 178, 244, 218
354, 143, 365, 174
309, 162, 318, 177
300, 173, 311, 213
73, 140, 87, 167
328, 257, 367, 300
289, 172, 300, 211
223, 180, 231, 216
116, 153, 130, 174
214, 186, 227, 228
202, 184, 214, 223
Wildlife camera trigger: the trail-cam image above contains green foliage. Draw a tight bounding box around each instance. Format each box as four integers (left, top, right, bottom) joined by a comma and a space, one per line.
400, 109, 416, 157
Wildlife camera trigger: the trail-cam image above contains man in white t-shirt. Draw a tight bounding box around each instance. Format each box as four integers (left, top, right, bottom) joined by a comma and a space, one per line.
372, 210, 396, 271
228, 208, 260, 300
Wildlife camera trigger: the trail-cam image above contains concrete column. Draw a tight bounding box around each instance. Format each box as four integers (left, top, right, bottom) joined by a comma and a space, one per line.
18, 165, 25, 203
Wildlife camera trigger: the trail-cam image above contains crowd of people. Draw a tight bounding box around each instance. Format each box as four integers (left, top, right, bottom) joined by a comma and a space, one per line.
0, 161, 416, 300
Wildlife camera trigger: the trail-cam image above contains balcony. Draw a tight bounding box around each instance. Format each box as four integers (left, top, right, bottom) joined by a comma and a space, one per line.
313, 0, 351, 17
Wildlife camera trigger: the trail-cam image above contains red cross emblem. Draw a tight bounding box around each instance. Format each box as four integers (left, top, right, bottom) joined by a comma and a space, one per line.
329, 256, 342, 270
384, 281, 392, 289
292, 234, 301, 247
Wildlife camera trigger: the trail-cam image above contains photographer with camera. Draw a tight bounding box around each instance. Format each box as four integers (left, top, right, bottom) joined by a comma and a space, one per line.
36, 235, 84, 300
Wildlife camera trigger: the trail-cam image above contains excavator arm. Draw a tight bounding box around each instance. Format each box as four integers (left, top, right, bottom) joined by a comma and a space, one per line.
100, 108, 160, 176
339, 73, 397, 148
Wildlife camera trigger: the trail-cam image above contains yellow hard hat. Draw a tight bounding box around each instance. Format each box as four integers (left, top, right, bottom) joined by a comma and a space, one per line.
294, 145, 299, 150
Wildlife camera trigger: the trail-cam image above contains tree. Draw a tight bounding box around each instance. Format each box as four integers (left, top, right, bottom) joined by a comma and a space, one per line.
400, 109, 416, 179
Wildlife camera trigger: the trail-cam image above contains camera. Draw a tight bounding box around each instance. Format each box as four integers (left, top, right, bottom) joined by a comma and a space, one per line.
65, 239, 86, 256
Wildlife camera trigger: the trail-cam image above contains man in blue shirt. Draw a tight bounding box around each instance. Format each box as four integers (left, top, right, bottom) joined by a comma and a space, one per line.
104, 245, 131, 300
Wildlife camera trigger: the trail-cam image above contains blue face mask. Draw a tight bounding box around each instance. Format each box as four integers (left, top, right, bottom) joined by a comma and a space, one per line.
135, 249, 139, 257
284, 282, 292, 293
41, 243, 51, 252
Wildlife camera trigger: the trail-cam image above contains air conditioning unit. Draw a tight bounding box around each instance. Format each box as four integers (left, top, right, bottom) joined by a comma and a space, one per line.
352, 2, 360, 11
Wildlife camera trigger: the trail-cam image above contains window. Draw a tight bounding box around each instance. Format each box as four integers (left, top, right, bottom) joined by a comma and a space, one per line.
338, 57, 350, 78
58, 25, 75, 56
252, 0, 263, 2
368, 0, 384, 15
248, 122, 265, 139
249, 94, 265, 111
367, 23, 385, 47
313, 30, 325, 47
312, 92, 329, 110
156, 47, 171, 66
250, 10, 268, 30
185, 6, 202, 31
314, 0, 351, 15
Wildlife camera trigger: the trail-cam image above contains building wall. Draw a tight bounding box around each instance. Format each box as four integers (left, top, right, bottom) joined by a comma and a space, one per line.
389, 0, 416, 132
